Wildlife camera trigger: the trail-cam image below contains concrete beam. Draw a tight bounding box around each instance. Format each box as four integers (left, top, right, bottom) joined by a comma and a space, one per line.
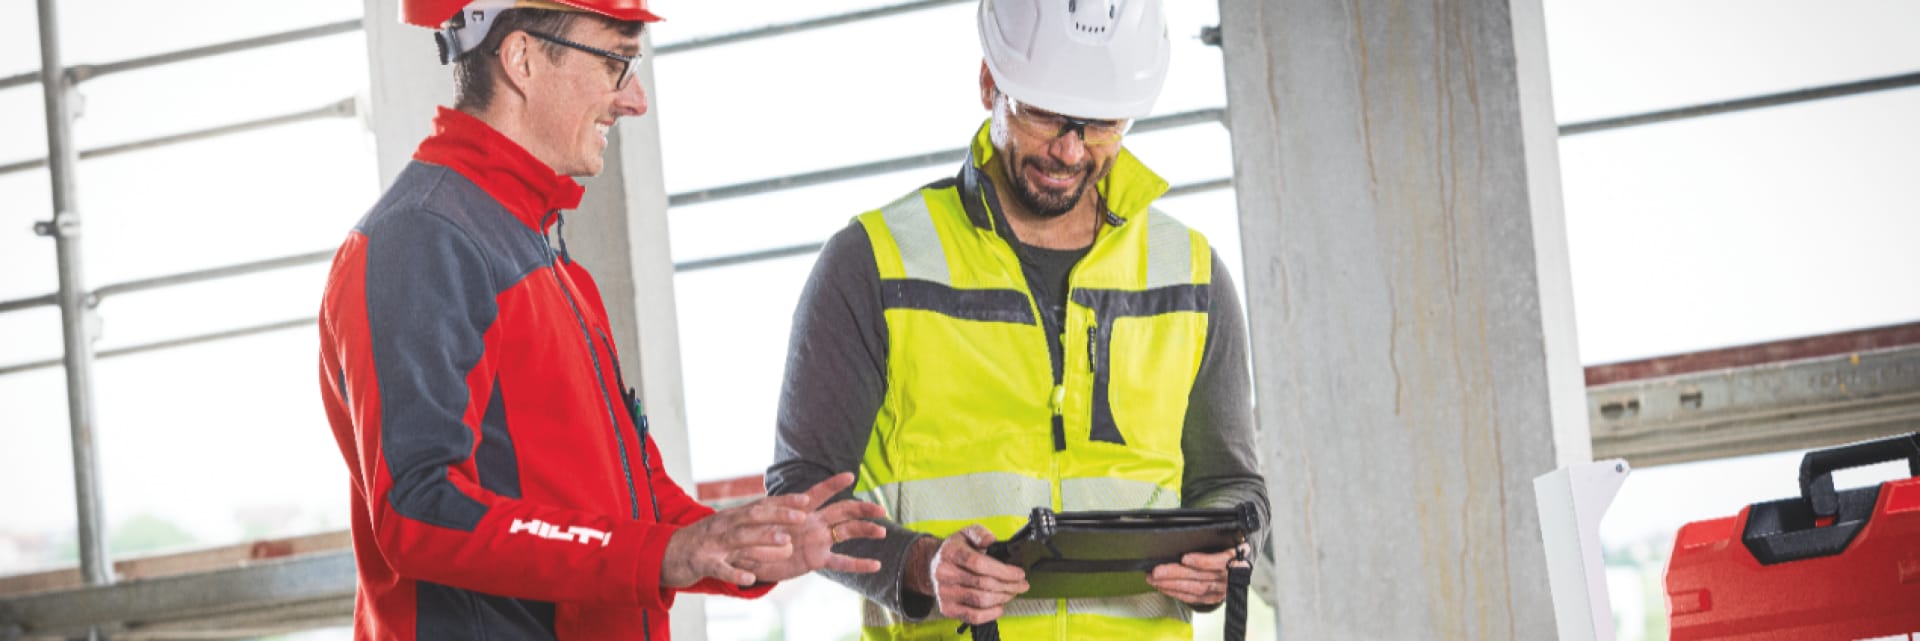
1217, 0, 1587, 638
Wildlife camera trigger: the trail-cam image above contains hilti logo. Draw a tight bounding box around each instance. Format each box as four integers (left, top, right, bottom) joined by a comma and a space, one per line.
509, 519, 611, 547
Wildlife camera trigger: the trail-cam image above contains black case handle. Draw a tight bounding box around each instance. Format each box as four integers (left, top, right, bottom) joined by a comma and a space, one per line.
1799, 432, 1920, 518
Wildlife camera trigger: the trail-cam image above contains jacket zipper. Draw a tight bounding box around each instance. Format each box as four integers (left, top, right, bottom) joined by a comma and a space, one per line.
601, 330, 662, 521
539, 212, 643, 521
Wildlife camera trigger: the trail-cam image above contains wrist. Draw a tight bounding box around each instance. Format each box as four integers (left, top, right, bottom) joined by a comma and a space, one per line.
903, 535, 938, 596
659, 527, 698, 589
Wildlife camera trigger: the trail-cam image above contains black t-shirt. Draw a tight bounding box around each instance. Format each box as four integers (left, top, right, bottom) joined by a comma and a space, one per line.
1014, 240, 1093, 373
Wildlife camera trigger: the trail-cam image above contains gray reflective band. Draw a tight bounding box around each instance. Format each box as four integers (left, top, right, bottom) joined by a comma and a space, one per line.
881, 191, 949, 286
863, 593, 1189, 627
853, 472, 1052, 526
1062, 592, 1191, 622
1143, 210, 1192, 290
1059, 477, 1179, 512
879, 280, 1036, 325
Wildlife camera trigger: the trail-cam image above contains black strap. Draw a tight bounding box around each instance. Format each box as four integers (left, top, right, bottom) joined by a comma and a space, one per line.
1225, 547, 1252, 641
963, 621, 999, 641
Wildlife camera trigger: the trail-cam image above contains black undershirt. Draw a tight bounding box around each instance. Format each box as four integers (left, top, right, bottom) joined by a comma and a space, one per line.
1014, 240, 1092, 373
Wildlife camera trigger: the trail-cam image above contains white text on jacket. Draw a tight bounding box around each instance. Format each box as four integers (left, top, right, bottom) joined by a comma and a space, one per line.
509, 518, 612, 546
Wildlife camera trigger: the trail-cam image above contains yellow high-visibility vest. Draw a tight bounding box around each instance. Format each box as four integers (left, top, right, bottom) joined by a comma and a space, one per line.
853, 122, 1213, 641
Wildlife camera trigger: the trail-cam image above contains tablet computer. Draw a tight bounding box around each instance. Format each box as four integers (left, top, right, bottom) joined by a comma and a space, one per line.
984, 504, 1260, 599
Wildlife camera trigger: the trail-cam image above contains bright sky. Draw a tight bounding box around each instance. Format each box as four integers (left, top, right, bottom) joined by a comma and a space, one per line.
0, 2, 1917, 635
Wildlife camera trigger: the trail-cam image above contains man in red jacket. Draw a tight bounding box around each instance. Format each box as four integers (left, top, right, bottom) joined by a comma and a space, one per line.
318, 1, 885, 638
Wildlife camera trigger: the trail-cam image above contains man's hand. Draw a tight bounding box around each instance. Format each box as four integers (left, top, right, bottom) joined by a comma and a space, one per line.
906, 525, 1029, 626
742, 472, 887, 583
660, 472, 886, 587
1145, 545, 1248, 606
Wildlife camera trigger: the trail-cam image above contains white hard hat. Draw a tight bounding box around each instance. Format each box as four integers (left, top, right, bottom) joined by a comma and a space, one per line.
978, 0, 1170, 121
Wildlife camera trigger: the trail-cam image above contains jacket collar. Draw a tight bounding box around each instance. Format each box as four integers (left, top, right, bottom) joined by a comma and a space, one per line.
958, 118, 1170, 231
412, 107, 585, 231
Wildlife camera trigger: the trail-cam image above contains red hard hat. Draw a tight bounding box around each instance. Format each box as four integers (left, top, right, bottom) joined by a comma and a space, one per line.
402, 0, 662, 29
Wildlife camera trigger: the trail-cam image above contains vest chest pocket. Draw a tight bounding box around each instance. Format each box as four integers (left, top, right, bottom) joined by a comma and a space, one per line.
1093, 313, 1206, 455
1075, 282, 1211, 455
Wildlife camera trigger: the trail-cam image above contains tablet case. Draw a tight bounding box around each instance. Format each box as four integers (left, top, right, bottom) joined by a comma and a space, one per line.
966, 504, 1262, 641
986, 504, 1260, 598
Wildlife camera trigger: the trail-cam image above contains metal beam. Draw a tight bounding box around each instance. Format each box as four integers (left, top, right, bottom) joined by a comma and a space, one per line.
1587, 323, 1920, 467
1559, 70, 1920, 137
0, 552, 354, 638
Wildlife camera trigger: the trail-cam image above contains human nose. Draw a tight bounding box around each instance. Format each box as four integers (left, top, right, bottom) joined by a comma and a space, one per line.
1045, 130, 1089, 165
614, 78, 648, 118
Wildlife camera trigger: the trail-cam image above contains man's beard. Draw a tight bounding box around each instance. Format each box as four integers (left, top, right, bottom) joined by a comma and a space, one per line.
1006, 149, 1100, 220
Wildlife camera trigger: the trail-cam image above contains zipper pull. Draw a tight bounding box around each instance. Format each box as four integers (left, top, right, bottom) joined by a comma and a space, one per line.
1086, 326, 1098, 373
1050, 384, 1067, 452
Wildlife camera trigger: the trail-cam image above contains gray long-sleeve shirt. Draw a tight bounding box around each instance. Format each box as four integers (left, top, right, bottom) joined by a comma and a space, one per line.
767, 208, 1268, 620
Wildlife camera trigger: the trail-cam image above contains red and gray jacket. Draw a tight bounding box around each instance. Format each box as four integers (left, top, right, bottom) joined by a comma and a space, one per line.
318, 107, 766, 640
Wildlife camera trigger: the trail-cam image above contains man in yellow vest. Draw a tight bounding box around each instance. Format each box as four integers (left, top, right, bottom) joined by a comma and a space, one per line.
767, 0, 1268, 639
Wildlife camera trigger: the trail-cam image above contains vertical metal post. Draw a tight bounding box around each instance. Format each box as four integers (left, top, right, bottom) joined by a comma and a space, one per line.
36, 0, 113, 591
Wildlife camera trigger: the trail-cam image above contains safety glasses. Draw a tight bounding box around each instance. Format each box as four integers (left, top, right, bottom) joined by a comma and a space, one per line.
522, 30, 639, 90
1004, 96, 1131, 146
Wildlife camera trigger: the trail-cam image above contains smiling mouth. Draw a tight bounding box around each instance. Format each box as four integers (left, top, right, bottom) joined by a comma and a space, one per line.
1025, 162, 1085, 189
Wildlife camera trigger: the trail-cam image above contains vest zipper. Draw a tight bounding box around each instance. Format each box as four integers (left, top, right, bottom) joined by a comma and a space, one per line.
540, 212, 643, 521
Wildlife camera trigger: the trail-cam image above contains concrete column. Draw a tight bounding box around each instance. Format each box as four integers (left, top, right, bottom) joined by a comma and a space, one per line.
363, 7, 705, 638
1215, 1, 1590, 639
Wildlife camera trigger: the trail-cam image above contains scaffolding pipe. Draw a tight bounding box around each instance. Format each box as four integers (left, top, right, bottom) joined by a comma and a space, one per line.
36, 0, 113, 597
1, 0, 967, 92
0, 19, 362, 91
0, 318, 318, 378
1558, 70, 1920, 136
655, 0, 969, 55
668, 107, 1225, 208
0, 99, 358, 177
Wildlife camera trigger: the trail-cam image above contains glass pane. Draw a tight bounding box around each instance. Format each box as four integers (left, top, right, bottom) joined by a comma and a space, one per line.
675, 253, 817, 482
653, 2, 1227, 197
0, 366, 78, 575
1544, 0, 1920, 123
53, 0, 360, 64
0, 167, 56, 302
89, 322, 347, 552
76, 116, 376, 285
1560, 89, 1920, 363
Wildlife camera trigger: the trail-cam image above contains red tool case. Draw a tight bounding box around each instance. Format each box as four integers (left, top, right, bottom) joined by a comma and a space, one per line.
1665, 432, 1920, 640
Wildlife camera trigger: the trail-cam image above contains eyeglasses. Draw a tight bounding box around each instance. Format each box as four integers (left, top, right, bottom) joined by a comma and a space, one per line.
521, 30, 639, 90
1004, 96, 1130, 146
